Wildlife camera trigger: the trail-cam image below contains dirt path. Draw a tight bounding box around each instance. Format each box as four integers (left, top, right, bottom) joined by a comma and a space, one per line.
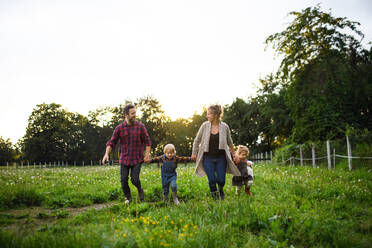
0, 201, 119, 230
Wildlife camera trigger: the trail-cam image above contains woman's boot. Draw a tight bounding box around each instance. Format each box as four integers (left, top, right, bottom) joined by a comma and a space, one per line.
172, 192, 180, 205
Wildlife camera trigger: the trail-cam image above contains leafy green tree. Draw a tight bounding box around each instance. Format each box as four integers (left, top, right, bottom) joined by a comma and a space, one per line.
266, 4, 364, 81
163, 118, 193, 156
136, 96, 169, 155
21, 103, 71, 162
21, 103, 107, 163
265, 5, 371, 142
0, 136, 15, 164
256, 75, 294, 148
223, 98, 262, 149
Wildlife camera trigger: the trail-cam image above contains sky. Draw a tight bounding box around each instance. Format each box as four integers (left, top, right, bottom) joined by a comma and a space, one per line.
1, 0, 371, 144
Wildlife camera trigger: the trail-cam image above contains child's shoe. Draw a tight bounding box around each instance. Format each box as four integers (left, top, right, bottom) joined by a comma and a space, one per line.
163, 194, 169, 203
172, 192, 180, 205
245, 187, 253, 196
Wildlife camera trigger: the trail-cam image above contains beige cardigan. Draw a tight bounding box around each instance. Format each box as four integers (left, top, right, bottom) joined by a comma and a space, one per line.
192, 121, 241, 177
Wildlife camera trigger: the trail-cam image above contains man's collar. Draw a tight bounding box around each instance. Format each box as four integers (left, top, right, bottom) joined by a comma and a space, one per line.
124, 120, 136, 126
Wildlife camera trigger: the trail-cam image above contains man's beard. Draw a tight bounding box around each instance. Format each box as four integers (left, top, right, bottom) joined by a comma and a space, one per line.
127, 116, 136, 124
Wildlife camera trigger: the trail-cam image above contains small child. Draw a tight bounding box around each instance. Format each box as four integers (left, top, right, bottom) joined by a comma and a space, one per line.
232, 145, 254, 196
146, 144, 193, 205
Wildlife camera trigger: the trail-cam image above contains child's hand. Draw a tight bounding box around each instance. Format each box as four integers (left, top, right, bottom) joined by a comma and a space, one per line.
144, 157, 151, 163
233, 155, 240, 164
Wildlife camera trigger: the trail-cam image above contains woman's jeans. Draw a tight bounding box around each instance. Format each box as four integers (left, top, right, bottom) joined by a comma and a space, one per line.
203, 155, 227, 198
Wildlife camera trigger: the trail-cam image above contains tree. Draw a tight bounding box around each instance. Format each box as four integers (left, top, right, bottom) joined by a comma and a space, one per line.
21, 103, 107, 163
223, 98, 262, 150
265, 5, 371, 142
0, 136, 15, 164
266, 4, 364, 81
256, 74, 293, 147
136, 96, 169, 155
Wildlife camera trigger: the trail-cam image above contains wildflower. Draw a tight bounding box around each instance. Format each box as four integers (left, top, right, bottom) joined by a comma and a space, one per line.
122, 233, 127, 238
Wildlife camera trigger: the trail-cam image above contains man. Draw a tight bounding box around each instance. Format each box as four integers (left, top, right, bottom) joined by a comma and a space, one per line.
102, 104, 151, 203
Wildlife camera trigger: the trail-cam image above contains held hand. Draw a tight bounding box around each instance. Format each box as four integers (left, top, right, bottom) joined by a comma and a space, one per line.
233, 154, 240, 164
191, 154, 197, 162
144, 157, 151, 163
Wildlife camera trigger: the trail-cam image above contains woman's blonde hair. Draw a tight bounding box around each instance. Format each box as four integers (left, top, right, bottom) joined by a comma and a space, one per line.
163, 144, 176, 154
236, 145, 249, 156
208, 104, 223, 119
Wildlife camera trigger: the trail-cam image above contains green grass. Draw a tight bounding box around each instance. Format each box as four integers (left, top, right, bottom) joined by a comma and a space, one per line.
0, 163, 371, 247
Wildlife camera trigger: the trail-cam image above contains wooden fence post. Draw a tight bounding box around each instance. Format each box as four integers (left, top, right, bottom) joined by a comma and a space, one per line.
327, 140, 331, 170
346, 135, 352, 170
312, 143, 316, 168
270, 151, 273, 162
333, 148, 336, 168
300, 145, 303, 166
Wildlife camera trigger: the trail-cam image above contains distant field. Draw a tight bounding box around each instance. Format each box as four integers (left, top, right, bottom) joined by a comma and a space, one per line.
0, 163, 371, 247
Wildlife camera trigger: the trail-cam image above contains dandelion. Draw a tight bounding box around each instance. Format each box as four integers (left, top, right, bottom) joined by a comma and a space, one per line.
122, 233, 127, 238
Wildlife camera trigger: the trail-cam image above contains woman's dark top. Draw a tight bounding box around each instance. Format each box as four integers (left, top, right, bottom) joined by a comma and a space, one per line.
204, 133, 225, 158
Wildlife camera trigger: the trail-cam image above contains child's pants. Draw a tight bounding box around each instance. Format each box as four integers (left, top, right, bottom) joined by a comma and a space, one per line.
162, 173, 177, 195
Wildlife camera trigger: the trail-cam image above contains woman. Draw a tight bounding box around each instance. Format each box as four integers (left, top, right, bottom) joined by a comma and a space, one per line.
191, 105, 241, 200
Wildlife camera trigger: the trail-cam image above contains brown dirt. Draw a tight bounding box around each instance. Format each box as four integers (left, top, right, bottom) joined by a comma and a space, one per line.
0, 201, 119, 230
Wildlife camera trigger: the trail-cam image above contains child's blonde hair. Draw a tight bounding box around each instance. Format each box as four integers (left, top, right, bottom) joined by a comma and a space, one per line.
236, 145, 249, 156
163, 144, 176, 154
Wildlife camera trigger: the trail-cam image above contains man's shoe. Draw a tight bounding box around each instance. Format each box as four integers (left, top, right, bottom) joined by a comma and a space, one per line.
138, 188, 145, 202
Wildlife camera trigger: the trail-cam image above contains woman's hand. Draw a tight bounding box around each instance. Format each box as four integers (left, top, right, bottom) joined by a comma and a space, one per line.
191, 154, 197, 162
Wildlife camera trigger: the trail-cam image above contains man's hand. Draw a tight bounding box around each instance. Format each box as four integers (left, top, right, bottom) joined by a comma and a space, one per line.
102, 154, 109, 165
144, 157, 151, 163
102, 146, 112, 165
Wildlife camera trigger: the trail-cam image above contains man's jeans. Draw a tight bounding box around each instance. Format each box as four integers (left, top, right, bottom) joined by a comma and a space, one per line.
120, 163, 143, 201
203, 155, 227, 198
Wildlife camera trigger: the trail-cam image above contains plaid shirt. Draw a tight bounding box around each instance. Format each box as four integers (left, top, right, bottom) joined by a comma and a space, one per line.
106, 120, 151, 166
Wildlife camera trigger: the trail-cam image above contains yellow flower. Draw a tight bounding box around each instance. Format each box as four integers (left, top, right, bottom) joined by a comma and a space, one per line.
122, 233, 127, 238
184, 224, 189, 229
170, 221, 174, 224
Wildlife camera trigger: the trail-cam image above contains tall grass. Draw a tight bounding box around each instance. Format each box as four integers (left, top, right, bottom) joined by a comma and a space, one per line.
0, 163, 371, 247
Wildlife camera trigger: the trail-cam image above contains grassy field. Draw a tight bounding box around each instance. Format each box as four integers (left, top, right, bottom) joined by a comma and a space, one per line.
0, 163, 371, 248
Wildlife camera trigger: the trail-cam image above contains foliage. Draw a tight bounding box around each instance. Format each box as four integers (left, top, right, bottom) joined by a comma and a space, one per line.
263, 4, 371, 143
137, 96, 169, 155
19, 103, 106, 164
0, 137, 15, 164
265, 4, 364, 81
